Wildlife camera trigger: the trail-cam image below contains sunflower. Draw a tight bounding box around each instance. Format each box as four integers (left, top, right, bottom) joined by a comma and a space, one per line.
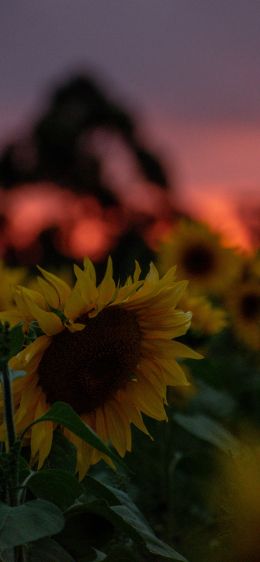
226, 280, 260, 350
241, 250, 260, 282
215, 433, 260, 561
0, 258, 201, 478
158, 220, 241, 295
179, 292, 227, 336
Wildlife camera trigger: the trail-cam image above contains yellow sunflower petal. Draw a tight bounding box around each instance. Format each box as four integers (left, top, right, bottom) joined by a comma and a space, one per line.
112, 400, 132, 451
95, 407, 109, 443
128, 379, 167, 421
64, 286, 87, 320
104, 400, 128, 457
97, 257, 116, 307
15, 381, 41, 425
0, 309, 23, 325
171, 341, 203, 359
37, 266, 71, 305
83, 257, 97, 284
37, 277, 60, 309
155, 357, 189, 386
9, 335, 50, 373
74, 264, 98, 307
133, 260, 141, 282
22, 295, 63, 335
116, 389, 151, 436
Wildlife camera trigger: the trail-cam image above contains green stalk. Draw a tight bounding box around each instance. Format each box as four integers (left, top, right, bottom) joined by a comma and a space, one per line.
0, 323, 19, 508
0, 325, 26, 560
1, 361, 16, 451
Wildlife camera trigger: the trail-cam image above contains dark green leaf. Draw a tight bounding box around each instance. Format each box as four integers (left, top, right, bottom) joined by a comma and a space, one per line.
7, 323, 24, 360
174, 413, 239, 453
88, 500, 187, 561
191, 382, 235, 418
0, 499, 64, 551
26, 537, 74, 562
87, 475, 187, 560
83, 475, 119, 506
69, 475, 187, 562
45, 430, 77, 473
0, 549, 15, 562
18, 455, 32, 483
22, 402, 122, 468
26, 469, 83, 511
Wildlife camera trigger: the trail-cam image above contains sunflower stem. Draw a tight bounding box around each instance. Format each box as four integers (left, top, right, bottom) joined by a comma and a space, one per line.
0, 323, 19, 507
1, 361, 17, 451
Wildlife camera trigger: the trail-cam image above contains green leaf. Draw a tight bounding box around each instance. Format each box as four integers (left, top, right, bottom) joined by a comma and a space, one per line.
82, 477, 187, 561
26, 469, 83, 511
191, 381, 235, 418
0, 499, 64, 551
0, 323, 24, 365
18, 455, 32, 483
83, 475, 119, 505
174, 413, 239, 453
0, 549, 15, 562
90, 500, 187, 561
26, 537, 74, 562
22, 402, 122, 468
45, 430, 77, 473
7, 323, 24, 360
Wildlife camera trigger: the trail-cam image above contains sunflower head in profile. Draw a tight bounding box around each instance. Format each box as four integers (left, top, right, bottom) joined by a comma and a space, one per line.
179, 292, 227, 336
226, 280, 260, 350
0, 258, 201, 479
158, 220, 241, 295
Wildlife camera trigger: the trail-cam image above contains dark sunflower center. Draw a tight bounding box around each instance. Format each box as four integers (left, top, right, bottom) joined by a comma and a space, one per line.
182, 244, 215, 276
38, 307, 141, 414
240, 293, 260, 321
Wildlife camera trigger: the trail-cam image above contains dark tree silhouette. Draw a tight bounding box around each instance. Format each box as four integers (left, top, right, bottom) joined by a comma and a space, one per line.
0, 73, 179, 276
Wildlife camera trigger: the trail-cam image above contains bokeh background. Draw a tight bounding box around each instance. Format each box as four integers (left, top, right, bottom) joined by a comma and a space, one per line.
1, 5, 260, 561
0, 0, 259, 272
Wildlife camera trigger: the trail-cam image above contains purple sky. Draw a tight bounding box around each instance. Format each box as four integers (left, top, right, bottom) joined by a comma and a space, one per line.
1, 1, 260, 194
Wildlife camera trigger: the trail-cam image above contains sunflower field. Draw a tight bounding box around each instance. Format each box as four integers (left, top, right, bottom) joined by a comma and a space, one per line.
0, 209, 259, 562
0, 64, 259, 562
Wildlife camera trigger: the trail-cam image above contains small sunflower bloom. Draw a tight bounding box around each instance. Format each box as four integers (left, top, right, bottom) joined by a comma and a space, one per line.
226, 280, 260, 350
158, 220, 241, 296
179, 292, 227, 336
0, 258, 201, 478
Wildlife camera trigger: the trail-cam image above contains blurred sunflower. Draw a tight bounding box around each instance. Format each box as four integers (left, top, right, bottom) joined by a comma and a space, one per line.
0, 261, 26, 311
215, 434, 260, 562
0, 258, 201, 478
179, 292, 227, 336
242, 250, 260, 281
226, 280, 260, 350
158, 220, 240, 295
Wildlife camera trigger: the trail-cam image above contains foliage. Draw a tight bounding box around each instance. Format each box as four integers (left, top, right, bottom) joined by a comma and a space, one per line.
0, 322, 186, 562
